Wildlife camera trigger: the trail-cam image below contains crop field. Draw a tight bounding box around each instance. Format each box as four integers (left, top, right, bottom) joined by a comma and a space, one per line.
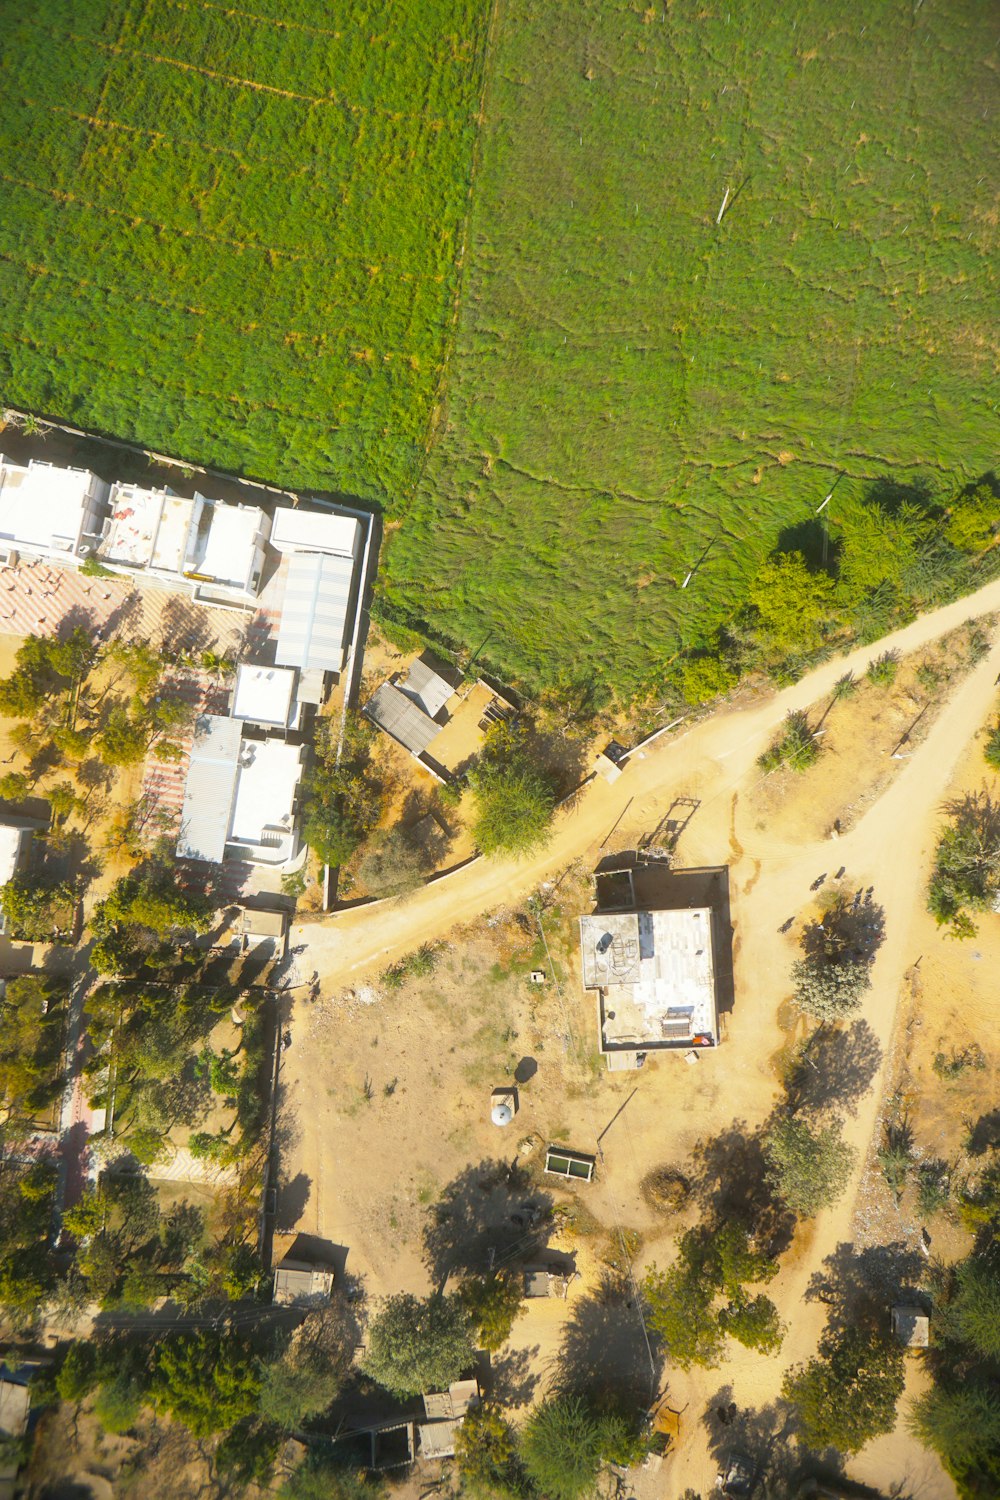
385, 0, 999, 697
0, 0, 488, 500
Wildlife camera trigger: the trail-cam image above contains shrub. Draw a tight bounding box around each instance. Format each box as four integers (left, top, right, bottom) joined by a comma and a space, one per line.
984, 721, 1000, 772
520, 1395, 605, 1500
866, 650, 900, 685
454, 1405, 523, 1500
757, 711, 821, 773
677, 655, 737, 706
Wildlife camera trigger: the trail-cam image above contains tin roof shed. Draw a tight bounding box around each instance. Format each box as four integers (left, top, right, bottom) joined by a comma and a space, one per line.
276, 551, 354, 674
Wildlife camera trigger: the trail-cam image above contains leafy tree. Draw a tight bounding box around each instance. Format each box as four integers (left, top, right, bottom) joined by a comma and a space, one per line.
152, 1330, 260, 1438
520, 1395, 606, 1500
468, 722, 555, 858
951, 1255, 1000, 1360
764, 1115, 855, 1217
458, 1272, 525, 1352
1, 873, 75, 942
454, 1405, 523, 1499
927, 797, 1000, 938
97, 705, 149, 767
89, 867, 213, 974
790, 953, 870, 1023
909, 1382, 1000, 1484
258, 1314, 351, 1430
782, 1328, 905, 1454
677, 654, 736, 706
360, 1292, 474, 1398
106, 639, 165, 696
94, 1371, 145, 1433
279, 1458, 380, 1500
745, 552, 836, 653
837, 501, 927, 603
0, 772, 29, 802
0, 974, 65, 1114
643, 1259, 724, 1371
719, 1294, 784, 1355
944, 481, 998, 554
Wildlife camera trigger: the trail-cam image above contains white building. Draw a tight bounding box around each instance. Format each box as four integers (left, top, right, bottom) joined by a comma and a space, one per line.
0, 457, 109, 564
177, 714, 304, 868
99, 483, 270, 602
231, 664, 300, 731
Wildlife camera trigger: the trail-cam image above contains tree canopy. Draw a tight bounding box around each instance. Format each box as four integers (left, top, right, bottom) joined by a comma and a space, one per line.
467, 721, 555, 858
360, 1292, 474, 1398
764, 1115, 855, 1217
782, 1328, 905, 1454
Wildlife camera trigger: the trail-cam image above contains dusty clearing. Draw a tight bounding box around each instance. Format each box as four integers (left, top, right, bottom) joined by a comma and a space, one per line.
278, 579, 1000, 1496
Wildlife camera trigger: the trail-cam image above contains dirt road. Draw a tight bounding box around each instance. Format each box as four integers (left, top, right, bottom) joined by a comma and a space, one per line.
290, 581, 1000, 1497
294, 575, 1000, 982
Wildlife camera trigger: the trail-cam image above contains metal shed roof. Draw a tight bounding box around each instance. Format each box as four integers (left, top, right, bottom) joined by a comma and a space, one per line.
402, 657, 459, 719
275, 551, 353, 674
177, 714, 242, 864
365, 682, 440, 757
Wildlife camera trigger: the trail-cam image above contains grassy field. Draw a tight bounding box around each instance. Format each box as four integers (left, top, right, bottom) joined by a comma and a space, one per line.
0, 0, 489, 500
385, 0, 999, 698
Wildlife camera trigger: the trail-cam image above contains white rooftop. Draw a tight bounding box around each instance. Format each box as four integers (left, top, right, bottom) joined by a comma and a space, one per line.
0, 458, 103, 556
270, 504, 360, 558
0, 824, 29, 887
580, 907, 718, 1049
185, 498, 268, 589
100, 483, 186, 570
228, 738, 303, 858
231, 664, 297, 729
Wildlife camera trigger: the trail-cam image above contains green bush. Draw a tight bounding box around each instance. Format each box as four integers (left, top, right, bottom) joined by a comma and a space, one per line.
757, 711, 821, 773
866, 650, 901, 686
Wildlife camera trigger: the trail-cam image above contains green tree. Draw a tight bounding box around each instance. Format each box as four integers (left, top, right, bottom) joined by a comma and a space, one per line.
745, 552, 836, 653
279, 1458, 379, 1500
0, 772, 30, 802
782, 1328, 905, 1454
718, 1295, 785, 1355
909, 1382, 1000, 1484
152, 1330, 260, 1438
97, 705, 149, 767
520, 1395, 605, 1500
951, 1255, 1000, 1360
468, 722, 555, 859
764, 1115, 855, 1217
360, 1292, 474, 1398
643, 1259, 723, 1371
944, 482, 998, 554
458, 1272, 525, 1352
677, 655, 737, 706
0, 873, 75, 942
0, 974, 65, 1114
984, 721, 1000, 773
94, 1371, 145, 1434
454, 1405, 523, 1499
258, 1314, 351, 1430
927, 796, 1000, 938
790, 954, 870, 1023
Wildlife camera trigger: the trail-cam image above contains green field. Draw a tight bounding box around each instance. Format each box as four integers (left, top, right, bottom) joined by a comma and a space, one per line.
0, 0, 488, 499
385, 0, 998, 697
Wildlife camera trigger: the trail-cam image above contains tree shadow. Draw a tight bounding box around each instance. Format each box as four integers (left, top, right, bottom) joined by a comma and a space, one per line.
774, 518, 841, 579
550, 1274, 661, 1411
966, 1108, 1000, 1157
785, 1020, 882, 1118
275, 1171, 312, 1231
422, 1158, 553, 1290
864, 475, 938, 518
800, 892, 886, 967
804, 1240, 926, 1338
701, 1384, 799, 1495
487, 1343, 540, 1409
688, 1120, 795, 1254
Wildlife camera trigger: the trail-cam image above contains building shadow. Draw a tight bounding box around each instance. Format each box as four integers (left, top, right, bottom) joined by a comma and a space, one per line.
805, 1240, 927, 1338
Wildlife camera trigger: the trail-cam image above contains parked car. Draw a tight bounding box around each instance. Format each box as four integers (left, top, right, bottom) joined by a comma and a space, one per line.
716, 1452, 757, 1498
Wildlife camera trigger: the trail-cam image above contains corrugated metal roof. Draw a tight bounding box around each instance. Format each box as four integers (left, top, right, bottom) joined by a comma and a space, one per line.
365, 682, 440, 757
275, 551, 353, 673
177, 714, 242, 864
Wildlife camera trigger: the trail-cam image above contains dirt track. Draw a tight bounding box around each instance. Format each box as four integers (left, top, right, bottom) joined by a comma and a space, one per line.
291, 579, 1000, 1497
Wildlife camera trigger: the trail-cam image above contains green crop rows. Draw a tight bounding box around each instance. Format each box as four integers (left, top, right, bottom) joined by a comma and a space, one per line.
385, 0, 998, 698
0, 0, 488, 500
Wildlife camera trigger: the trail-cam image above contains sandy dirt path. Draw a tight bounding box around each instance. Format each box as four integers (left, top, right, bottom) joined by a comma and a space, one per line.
294, 574, 1000, 982
290, 581, 1000, 1497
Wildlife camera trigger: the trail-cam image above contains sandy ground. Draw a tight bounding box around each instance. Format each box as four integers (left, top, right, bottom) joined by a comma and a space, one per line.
277, 574, 1000, 1497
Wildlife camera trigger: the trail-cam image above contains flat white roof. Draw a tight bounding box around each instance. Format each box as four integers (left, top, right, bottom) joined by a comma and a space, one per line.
177, 715, 242, 863
229, 739, 302, 848
186, 499, 266, 587
0, 458, 99, 555
270, 504, 360, 558
231, 664, 297, 728
275, 551, 353, 673
0, 825, 28, 887
100, 482, 190, 570
580, 907, 718, 1048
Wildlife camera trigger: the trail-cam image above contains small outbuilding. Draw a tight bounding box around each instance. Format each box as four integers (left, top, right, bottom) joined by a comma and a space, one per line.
891, 1304, 930, 1348
239, 906, 289, 958
272, 1257, 334, 1307
524, 1266, 573, 1299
